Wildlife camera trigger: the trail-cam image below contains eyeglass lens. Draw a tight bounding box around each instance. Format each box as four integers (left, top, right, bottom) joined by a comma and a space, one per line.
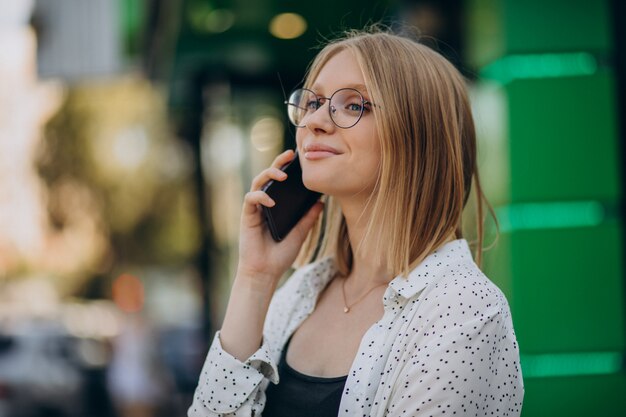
286, 88, 366, 129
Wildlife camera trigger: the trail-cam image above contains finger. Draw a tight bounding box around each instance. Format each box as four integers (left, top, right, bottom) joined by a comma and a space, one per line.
242, 190, 275, 216
250, 167, 288, 191
284, 201, 324, 244
271, 149, 295, 169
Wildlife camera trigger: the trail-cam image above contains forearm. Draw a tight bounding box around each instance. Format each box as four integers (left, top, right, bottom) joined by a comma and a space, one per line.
216, 149, 321, 364
219, 271, 278, 362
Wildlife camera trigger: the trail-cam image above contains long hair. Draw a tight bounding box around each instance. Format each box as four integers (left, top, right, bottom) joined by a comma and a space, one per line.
294, 28, 496, 277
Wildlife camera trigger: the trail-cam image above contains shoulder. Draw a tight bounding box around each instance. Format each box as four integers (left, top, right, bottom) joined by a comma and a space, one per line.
386, 257, 524, 417
429, 255, 508, 307
398, 250, 520, 367
264, 256, 336, 334
412, 254, 516, 342
396, 239, 511, 318
395, 239, 514, 333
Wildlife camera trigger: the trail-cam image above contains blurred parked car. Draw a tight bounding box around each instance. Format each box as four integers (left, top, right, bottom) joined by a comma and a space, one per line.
0, 320, 84, 417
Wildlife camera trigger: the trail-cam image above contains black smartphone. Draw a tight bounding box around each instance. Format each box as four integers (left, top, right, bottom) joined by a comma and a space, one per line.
261, 152, 322, 241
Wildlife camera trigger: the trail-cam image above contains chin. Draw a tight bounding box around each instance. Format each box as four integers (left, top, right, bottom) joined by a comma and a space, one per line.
302, 168, 335, 193
302, 176, 326, 194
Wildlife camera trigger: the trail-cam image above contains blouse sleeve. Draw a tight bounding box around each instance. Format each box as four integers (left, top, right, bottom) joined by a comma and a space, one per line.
384, 288, 524, 417
187, 330, 278, 417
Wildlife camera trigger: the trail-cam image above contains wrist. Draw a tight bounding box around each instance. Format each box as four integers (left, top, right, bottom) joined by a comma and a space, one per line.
220, 272, 277, 361
234, 267, 280, 296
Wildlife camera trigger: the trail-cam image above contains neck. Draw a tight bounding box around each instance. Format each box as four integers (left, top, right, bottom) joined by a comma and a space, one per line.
336, 195, 392, 289
335, 195, 458, 291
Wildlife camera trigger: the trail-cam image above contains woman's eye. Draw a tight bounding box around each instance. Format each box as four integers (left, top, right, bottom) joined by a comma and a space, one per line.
346, 102, 363, 112
306, 100, 320, 110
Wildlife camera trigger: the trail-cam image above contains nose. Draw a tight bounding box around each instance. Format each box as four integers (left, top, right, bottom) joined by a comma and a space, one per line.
303, 101, 335, 134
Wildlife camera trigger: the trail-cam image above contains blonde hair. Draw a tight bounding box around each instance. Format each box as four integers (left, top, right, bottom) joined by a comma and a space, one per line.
294, 28, 496, 277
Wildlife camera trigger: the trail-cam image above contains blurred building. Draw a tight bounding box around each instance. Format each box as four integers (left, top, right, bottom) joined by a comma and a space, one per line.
0, 0, 61, 280
34, 0, 122, 81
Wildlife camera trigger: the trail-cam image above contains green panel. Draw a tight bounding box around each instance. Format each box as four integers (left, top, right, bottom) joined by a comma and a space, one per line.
496, 201, 611, 232
521, 373, 626, 417
481, 52, 600, 84
466, 0, 612, 68
466, 0, 506, 68
503, 0, 613, 54
507, 73, 620, 203
467, 1, 625, 415
510, 222, 625, 353
471, 81, 511, 206
521, 351, 623, 378
482, 230, 513, 304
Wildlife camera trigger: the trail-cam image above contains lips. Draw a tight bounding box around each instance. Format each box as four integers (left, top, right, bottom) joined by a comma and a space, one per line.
302, 143, 341, 160
303, 143, 341, 154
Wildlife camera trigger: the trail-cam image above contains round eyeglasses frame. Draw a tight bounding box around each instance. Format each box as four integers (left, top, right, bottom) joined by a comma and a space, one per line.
284, 87, 378, 129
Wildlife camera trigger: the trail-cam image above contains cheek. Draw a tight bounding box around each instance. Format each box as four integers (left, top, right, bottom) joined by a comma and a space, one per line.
354, 126, 381, 162
295, 129, 305, 151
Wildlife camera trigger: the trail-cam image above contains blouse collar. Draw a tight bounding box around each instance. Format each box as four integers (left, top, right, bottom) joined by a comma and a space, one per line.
388, 239, 472, 300
297, 239, 473, 304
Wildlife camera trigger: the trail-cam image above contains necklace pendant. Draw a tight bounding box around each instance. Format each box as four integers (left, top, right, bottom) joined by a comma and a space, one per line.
343, 306, 350, 313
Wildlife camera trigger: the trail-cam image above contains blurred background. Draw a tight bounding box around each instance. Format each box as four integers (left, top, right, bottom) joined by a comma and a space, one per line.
0, 0, 624, 416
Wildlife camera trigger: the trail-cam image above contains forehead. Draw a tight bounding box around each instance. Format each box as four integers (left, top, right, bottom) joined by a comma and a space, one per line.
311, 49, 367, 95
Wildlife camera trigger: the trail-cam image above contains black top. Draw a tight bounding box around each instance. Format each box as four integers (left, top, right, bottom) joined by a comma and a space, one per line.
263, 335, 348, 417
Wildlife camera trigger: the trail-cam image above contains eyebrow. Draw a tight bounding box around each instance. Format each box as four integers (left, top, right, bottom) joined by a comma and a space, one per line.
310, 83, 369, 95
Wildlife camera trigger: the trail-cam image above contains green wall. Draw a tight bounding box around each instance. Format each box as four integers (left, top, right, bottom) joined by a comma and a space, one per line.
467, 0, 626, 415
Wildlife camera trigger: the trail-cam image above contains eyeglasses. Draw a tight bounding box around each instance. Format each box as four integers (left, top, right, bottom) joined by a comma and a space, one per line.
285, 88, 375, 129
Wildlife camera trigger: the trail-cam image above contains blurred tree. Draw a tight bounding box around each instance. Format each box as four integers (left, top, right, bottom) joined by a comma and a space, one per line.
38, 76, 201, 295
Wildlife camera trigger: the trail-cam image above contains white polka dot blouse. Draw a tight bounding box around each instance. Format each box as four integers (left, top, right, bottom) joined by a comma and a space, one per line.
188, 239, 524, 416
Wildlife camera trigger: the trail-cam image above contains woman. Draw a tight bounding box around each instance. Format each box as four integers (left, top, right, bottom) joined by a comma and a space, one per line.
189, 28, 524, 417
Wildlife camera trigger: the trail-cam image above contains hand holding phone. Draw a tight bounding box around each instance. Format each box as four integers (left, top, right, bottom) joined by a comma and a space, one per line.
261, 151, 321, 241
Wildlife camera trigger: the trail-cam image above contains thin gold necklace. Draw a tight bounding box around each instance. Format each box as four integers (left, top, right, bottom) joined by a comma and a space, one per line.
340, 276, 388, 313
